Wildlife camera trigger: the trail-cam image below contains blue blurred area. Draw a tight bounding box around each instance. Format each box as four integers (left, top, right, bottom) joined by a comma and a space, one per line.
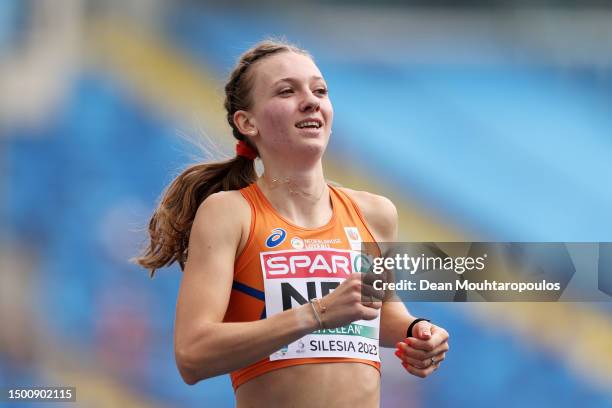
2, 2, 612, 408
328, 65, 612, 241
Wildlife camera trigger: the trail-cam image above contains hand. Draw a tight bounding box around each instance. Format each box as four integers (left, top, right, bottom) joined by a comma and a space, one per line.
394, 321, 450, 378
316, 273, 383, 329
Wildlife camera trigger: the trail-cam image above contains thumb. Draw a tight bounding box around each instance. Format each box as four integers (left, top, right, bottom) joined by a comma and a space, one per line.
414, 321, 432, 340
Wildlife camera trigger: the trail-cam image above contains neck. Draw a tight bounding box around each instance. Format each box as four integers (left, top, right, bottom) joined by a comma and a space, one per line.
257, 161, 332, 229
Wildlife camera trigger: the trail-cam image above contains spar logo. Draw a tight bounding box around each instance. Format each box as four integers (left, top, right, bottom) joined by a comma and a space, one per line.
261, 249, 355, 278
266, 228, 287, 248
261, 249, 355, 311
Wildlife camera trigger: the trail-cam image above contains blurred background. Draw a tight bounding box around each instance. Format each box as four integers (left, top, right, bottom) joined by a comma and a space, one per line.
1, 0, 612, 407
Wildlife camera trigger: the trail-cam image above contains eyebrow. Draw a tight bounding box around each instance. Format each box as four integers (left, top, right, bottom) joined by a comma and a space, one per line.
272, 76, 325, 86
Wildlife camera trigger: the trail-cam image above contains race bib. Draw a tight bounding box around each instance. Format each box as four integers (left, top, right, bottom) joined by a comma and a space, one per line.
260, 248, 380, 362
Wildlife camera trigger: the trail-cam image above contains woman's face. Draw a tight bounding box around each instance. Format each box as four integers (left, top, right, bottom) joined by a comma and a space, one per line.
246, 51, 333, 162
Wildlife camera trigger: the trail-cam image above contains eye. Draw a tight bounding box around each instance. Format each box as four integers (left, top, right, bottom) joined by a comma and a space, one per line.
279, 88, 294, 95
315, 88, 328, 96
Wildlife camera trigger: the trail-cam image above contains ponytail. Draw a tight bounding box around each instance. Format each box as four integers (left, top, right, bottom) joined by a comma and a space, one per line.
133, 156, 256, 277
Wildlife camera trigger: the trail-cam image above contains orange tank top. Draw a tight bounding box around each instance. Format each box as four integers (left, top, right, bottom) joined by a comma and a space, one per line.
225, 182, 382, 391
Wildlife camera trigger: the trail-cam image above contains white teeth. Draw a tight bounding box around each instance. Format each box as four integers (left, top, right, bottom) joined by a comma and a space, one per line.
296, 121, 321, 129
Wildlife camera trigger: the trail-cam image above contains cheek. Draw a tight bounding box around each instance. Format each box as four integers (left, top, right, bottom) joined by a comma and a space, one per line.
325, 103, 334, 126
318, 99, 333, 125
260, 102, 293, 142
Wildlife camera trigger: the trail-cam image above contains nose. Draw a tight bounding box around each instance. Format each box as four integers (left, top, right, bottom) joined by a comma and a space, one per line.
299, 90, 320, 113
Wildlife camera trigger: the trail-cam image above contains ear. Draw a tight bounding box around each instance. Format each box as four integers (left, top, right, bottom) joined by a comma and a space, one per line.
233, 110, 259, 139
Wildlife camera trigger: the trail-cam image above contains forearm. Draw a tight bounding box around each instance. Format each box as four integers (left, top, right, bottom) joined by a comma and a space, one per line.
379, 301, 415, 348
176, 303, 318, 383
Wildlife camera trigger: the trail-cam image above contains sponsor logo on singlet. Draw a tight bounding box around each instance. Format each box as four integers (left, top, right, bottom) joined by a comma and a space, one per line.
302, 238, 342, 249
265, 228, 287, 248
291, 236, 305, 249
262, 249, 353, 278
344, 227, 362, 251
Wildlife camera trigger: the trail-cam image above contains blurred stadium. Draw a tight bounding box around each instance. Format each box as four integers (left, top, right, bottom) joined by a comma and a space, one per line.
1, 0, 611, 407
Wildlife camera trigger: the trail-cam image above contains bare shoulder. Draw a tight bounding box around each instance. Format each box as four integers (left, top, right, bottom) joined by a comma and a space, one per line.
339, 187, 398, 242
191, 189, 251, 243
196, 189, 250, 215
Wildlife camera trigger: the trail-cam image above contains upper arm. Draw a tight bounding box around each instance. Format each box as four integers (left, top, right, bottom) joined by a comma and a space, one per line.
341, 188, 398, 242
174, 191, 250, 352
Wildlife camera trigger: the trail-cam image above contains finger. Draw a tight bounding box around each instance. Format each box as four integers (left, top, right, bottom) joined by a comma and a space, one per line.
400, 361, 426, 378
405, 331, 449, 352
397, 342, 428, 360
413, 321, 432, 340
403, 336, 435, 352
363, 269, 390, 286
361, 287, 382, 307
357, 283, 383, 308
361, 271, 380, 285
362, 300, 383, 310
425, 352, 446, 368
360, 279, 385, 302
360, 285, 384, 303
396, 344, 447, 367
360, 304, 381, 320
430, 324, 449, 342
433, 352, 446, 365
401, 361, 437, 378
394, 350, 431, 369
398, 341, 449, 360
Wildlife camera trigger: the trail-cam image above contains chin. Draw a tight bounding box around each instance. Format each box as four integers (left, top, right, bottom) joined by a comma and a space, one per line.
299, 139, 328, 158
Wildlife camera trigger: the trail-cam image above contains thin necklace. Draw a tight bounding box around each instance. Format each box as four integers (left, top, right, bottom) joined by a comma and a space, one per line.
262, 174, 328, 202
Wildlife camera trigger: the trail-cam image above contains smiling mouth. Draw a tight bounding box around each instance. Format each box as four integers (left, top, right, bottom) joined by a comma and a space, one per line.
295, 119, 323, 129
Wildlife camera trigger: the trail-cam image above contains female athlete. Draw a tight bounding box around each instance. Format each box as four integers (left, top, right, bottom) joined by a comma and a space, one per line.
135, 40, 450, 407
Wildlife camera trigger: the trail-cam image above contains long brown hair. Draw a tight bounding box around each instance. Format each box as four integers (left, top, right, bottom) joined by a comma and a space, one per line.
133, 39, 310, 277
